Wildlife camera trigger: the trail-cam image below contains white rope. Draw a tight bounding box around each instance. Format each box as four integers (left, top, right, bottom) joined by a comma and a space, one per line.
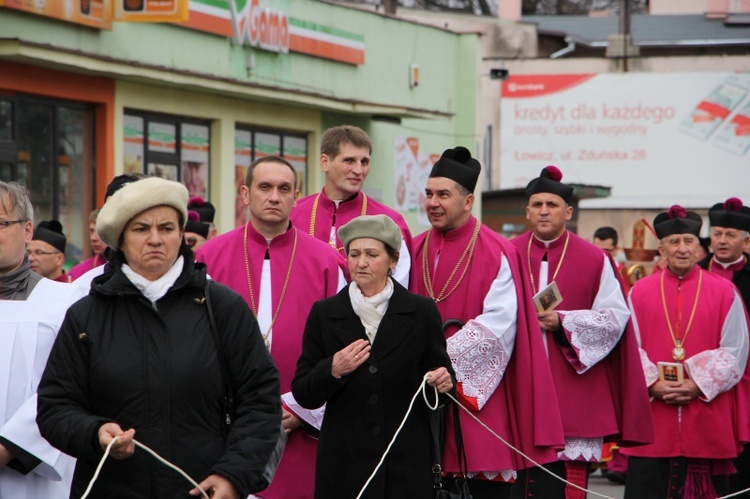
355, 374, 435, 499
719, 485, 750, 498
443, 391, 615, 499
356, 376, 616, 499
80, 436, 210, 499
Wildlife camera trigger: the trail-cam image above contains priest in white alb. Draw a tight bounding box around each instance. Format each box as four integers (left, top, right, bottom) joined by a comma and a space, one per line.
0, 181, 76, 498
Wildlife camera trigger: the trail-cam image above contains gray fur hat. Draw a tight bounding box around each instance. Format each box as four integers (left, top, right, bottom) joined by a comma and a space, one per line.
97, 176, 188, 250
338, 214, 401, 253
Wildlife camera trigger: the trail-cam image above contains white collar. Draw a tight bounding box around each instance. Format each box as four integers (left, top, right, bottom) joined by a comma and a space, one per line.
713, 254, 745, 269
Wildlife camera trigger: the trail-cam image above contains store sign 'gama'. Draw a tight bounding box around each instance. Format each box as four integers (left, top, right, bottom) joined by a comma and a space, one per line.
229, 0, 289, 53
186, 0, 364, 64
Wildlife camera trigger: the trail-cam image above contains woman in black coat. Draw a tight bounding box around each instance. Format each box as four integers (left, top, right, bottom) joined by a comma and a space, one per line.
36, 177, 282, 499
292, 215, 454, 499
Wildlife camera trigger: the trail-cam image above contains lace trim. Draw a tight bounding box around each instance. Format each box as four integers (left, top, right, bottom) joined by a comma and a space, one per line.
558, 437, 603, 461
280, 392, 325, 430
564, 309, 622, 372
455, 470, 517, 482
640, 348, 659, 386
447, 319, 511, 411
684, 349, 742, 402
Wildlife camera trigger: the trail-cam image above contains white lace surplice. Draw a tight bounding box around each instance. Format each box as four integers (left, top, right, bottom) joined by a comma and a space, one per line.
630, 289, 748, 402
557, 255, 630, 374
540, 254, 627, 461
447, 255, 516, 411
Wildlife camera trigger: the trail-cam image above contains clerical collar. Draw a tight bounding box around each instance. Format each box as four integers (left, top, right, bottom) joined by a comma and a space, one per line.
438, 216, 477, 241
246, 221, 296, 248
712, 254, 745, 269
321, 188, 360, 207
532, 232, 563, 248
666, 264, 699, 282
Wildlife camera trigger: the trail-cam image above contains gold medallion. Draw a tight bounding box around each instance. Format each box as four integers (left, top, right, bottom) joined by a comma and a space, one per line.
672, 345, 685, 362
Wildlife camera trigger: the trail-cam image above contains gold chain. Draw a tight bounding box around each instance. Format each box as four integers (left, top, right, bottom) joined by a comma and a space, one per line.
243, 222, 298, 348
526, 231, 570, 295
660, 269, 702, 362
309, 191, 368, 252
421, 218, 481, 303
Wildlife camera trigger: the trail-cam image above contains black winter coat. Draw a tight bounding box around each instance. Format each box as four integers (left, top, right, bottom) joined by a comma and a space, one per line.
292, 280, 453, 499
37, 252, 281, 498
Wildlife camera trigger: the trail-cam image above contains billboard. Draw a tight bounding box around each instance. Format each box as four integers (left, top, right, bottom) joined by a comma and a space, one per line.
500, 73, 750, 207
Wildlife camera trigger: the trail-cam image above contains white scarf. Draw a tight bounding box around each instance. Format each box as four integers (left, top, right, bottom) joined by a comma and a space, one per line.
122, 256, 185, 304
349, 278, 394, 344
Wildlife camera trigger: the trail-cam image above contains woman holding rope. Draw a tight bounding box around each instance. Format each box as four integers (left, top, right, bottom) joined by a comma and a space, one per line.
292, 215, 454, 499
36, 177, 282, 498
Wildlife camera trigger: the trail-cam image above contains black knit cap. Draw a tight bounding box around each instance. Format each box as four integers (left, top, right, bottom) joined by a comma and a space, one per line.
188, 196, 215, 223
428, 146, 481, 193
185, 211, 210, 239
33, 220, 66, 254
525, 166, 574, 204
653, 205, 703, 239
708, 197, 750, 232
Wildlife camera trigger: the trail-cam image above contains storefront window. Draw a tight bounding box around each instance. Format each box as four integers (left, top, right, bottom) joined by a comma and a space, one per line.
234, 127, 308, 227
124, 111, 210, 198
0, 100, 11, 141
1, 96, 95, 266
0, 163, 12, 182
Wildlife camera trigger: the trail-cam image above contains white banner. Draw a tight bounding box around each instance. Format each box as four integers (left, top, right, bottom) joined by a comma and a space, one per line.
500, 73, 750, 208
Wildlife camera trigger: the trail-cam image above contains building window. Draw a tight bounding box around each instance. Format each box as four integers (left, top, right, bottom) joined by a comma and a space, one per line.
234, 126, 308, 227
0, 94, 95, 268
124, 110, 211, 199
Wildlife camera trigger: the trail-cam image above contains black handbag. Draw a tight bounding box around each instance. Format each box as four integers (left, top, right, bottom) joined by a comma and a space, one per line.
430, 400, 473, 499
204, 280, 287, 485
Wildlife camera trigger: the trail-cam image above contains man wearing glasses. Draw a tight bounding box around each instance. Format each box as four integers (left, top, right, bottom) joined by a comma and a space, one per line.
27, 220, 68, 283
0, 181, 75, 497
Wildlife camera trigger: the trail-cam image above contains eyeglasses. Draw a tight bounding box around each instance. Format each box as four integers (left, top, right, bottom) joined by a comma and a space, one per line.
0, 219, 26, 229
185, 236, 198, 248
27, 249, 61, 257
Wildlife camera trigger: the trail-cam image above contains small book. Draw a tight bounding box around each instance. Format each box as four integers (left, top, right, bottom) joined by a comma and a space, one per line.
657, 361, 684, 383
533, 281, 563, 313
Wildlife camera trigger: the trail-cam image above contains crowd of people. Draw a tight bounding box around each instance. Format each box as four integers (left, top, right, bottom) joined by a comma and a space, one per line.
0, 124, 749, 499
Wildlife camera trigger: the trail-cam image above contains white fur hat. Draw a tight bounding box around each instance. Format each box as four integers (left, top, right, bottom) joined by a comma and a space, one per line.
96, 176, 189, 250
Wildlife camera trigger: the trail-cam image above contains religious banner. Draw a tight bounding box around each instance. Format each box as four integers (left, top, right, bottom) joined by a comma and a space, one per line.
500, 72, 750, 207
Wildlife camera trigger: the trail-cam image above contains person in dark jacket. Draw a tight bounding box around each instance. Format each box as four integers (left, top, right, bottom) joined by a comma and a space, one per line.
292, 214, 454, 499
37, 176, 282, 499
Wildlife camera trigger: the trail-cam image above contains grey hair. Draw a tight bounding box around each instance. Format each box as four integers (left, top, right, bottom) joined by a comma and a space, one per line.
710, 227, 750, 239
0, 181, 34, 225
454, 181, 471, 198
658, 234, 698, 247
